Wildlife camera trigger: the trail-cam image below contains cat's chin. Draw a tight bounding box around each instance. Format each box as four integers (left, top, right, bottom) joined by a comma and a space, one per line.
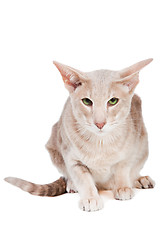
88, 126, 111, 136
95, 131, 107, 137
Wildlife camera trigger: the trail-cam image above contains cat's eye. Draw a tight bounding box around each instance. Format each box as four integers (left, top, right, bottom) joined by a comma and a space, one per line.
108, 98, 119, 106
82, 98, 93, 106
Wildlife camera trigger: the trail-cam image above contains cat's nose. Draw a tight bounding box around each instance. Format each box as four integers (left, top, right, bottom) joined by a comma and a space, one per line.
95, 122, 106, 129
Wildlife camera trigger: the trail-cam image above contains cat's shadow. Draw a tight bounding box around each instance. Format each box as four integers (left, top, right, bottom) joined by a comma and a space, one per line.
99, 188, 143, 202
99, 190, 114, 200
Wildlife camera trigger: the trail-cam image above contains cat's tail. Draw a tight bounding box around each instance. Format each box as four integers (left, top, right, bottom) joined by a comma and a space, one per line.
4, 176, 67, 196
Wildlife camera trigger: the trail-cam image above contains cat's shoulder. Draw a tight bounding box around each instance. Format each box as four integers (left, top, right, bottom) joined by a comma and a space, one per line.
130, 94, 142, 123
130, 94, 143, 132
131, 94, 142, 112
132, 94, 142, 106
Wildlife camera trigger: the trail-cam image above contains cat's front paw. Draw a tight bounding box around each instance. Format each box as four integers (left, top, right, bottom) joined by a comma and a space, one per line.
79, 196, 104, 212
114, 187, 134, 201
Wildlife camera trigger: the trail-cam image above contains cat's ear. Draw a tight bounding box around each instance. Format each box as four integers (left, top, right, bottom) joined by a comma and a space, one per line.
53, 61, 85, 93
120, 58, 153, 78
118, 58, 153, 93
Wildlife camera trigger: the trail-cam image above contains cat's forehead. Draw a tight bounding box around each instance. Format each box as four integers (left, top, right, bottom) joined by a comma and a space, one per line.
83, 70, 120, 99
85, 69, 120, 82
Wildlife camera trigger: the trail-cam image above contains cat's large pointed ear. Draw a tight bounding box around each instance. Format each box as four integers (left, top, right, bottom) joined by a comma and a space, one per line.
53, 61, 85, 93
118, 58, 153, 93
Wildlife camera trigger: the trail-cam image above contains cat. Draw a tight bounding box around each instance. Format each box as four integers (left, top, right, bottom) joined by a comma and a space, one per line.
5, 58, 155, 212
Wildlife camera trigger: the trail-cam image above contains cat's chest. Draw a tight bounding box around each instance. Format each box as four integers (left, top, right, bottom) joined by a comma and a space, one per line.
80, 150, 114, 184
68, 130, 128, 174
77, 141, 123, 168
78, 146, 127, 184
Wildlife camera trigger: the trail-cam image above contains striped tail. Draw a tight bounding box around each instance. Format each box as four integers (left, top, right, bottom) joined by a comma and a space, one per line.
4, 177, 67, 196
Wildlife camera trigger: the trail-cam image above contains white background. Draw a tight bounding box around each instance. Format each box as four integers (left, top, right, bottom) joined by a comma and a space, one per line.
0, 0, 160, 239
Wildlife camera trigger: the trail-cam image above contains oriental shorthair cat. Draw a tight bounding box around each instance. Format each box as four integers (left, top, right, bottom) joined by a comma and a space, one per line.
5, 58, 155, 211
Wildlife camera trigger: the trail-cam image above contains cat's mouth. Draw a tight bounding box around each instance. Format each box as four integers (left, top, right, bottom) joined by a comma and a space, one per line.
86, 122, 118, 136
86, 124, 107, 135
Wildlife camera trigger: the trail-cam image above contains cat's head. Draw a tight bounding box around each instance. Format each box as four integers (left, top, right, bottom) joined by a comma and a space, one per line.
53, 59, 152, 135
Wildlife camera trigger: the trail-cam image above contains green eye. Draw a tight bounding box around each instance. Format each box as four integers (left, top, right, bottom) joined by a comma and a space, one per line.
82, 98, 93, 106
108, 98, 119, 106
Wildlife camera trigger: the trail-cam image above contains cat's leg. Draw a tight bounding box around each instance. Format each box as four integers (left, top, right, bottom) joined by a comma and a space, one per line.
66, 178, 78, 193
67, 160, 103, 212
46, 123, 68, 176
46, 147, 67, 175
46, 145, 79, 193
134, 176, 155, 189
130, 150, 155, 189
113, 162, 134, 200
132, 166, 155, 189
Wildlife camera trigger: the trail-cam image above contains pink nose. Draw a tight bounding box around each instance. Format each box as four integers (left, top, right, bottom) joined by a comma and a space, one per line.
95, 122, 106, 129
